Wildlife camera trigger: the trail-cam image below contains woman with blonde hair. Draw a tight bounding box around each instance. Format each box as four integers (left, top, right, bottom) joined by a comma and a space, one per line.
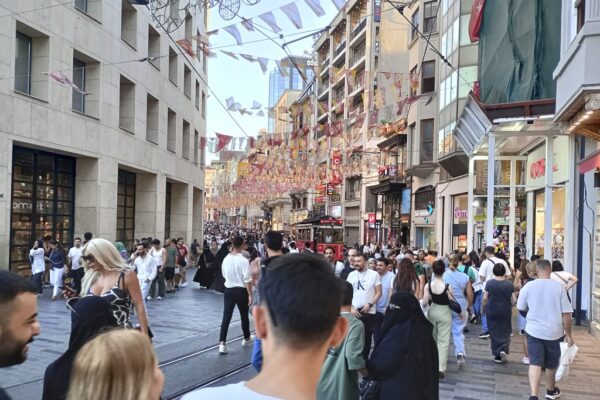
80, 238, 149, 335
67, 329, 164, 400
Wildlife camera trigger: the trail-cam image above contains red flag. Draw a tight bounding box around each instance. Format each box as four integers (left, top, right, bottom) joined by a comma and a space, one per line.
199, 137, 207, 149
214, 133, 233, 153
469, 0, 485, 43
176, 39, 195, 58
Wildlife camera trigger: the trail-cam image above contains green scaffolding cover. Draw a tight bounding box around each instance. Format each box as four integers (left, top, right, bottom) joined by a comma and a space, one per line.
479, 0, 561, 104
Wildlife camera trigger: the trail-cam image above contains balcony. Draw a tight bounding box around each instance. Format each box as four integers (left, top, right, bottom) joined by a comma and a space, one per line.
369, 162, 407, 194
321, 56, 330, 69
350, 18, 367, 42
334, 40, 346, 59
406, 150, 436, 178
350, 44, 366, 68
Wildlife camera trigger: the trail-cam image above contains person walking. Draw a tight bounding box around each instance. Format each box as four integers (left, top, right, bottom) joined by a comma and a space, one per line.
482, 263, 515, 364
47, 240, 66, 301
340, 247, 358, 280
478, 246, 511, 338
132, 241, 157, 306
422, 260, 452, 378
324, 246, 344, 277
148, 239, 166, 300
67, 238, 84, 294
373, 258, 395, 344
176, 238, 190, 289
517, 259, 574, 400
550, 260, 578, 305
317, 281, 367, 400
164, 239, 177, 294
347, 253, 382, 360
218, 237, 253, 355
30, 240, 46, 296
443, 253, 473, 369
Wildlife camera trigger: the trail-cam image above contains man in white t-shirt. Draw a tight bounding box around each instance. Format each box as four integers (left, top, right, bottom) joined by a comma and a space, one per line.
347, 253, 381, 359
67, 237, 84, 293
182, 253, 348, 400
478, 246, 511, 338
517, 259, 574, 400
324, 246, 344, 276
373, 258, 395, 344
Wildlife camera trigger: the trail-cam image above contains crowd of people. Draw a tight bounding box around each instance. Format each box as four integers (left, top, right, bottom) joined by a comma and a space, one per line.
0, 223, 579, 400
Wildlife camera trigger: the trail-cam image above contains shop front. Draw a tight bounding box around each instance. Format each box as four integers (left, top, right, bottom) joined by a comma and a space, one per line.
10, 146, 76, 274
451, 194, 468, 252
413, 186, 436, 250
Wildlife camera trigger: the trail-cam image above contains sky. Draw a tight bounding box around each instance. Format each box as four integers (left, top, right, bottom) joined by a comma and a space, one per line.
205, 0, 341, 164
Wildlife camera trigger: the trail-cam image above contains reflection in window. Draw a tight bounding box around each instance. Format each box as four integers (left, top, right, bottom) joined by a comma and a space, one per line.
117, 170, 136, 249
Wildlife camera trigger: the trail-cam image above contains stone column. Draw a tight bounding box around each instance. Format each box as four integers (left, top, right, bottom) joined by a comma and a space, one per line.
192, 187, 203, 242
134, 173, 160, 240
169, 182, 192, 242
0, 135, 12, 270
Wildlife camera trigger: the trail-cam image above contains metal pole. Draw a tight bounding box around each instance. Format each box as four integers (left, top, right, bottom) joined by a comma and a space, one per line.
575, 137, 585, 325
467, 157, 475, 253
544, 136, 554, 261
509, 159, 516, 268
486, 136, 496, 246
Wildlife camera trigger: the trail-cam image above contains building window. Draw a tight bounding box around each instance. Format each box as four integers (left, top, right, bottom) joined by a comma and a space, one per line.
117, 170, 136, 250
148, 25, 160, 70
74, 0, 101, 19
169, 47, 177, 85
15, 32, 32, 95
146, 94, 159, 144
119, 75, 135, 133
421, 60, 435, 93
411, 8, 420, 41
167, 108, 176, 152
423, 1, 437, 33
182, 120, 190, 160
202, 50, 207, 73
72, 58, 86, 113
75, 0, 87, 12
414, 187, 435, 210
420, 119, 434, 163
165, 182, 172, 238
365, 190, 378, 212
410, 65, 417, 96
121, 0, 137, 48
10, 147, 75, 273
185, 12, 193, 43
201, 91, 206, 119
194, 130, 199, 164
345, 177, 362, 201
576, 0, 586, 32
195, 80, 200, 109
183, 65, 191, 98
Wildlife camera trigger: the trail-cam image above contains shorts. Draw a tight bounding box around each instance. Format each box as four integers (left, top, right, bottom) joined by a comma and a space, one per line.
526, 333, 561, 369
165, 266, 175, 280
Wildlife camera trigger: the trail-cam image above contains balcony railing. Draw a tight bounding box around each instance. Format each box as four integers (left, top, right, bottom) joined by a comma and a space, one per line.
351, 18, 367, 40
378, 163, 406, 183
321, 57, 330, 69
334, 40, 346, 57
350, 44, 366, 67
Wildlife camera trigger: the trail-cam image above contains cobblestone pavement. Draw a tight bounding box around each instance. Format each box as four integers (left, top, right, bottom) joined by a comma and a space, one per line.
2, 270, 599, 400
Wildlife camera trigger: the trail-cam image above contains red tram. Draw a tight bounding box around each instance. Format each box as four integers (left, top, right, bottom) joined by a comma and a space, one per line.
294, 216, 345, 261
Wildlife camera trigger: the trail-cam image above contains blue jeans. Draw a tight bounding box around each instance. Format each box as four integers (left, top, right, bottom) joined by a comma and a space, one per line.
473, 290, 482, 318
251, 338, 263, 372
451, 311, 467, 356
482, 313, 488, 332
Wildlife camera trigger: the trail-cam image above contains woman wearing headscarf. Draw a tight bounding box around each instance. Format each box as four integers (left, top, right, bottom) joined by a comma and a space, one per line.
365, 291, 439, 400
42, 296, 118, 400
211, 240, 230, 293
114, 242, 129, 263
193, 240, 212, 289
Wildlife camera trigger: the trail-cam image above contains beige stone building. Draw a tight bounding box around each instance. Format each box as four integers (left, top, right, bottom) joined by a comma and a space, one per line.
1, 1, 208, 273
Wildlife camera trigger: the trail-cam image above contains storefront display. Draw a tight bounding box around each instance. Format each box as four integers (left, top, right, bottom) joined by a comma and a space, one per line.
10, 147, 75, 274
452, 194, 468, 252
534, 188, 565, 260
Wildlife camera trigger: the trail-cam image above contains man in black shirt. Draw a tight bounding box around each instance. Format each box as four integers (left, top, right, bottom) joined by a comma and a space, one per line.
0, 270, 41, 400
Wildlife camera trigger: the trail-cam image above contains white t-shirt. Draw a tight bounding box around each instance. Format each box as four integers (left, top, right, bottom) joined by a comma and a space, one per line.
222, 253, 251, 289
347, 269, 381, 314
376, 271, 396, 313
479, 257, 511, 289
68, 246, 83, 270
182, 382, 281, 400
332, 260, 344, 277
517, 278, 572, 340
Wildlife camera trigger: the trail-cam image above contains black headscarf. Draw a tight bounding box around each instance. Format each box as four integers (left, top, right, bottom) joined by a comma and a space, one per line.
42, 297, 117, 400
376, 291, 430, 346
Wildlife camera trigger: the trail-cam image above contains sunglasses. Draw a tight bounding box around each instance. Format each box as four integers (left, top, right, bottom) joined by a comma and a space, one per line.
82, 254, 96, 262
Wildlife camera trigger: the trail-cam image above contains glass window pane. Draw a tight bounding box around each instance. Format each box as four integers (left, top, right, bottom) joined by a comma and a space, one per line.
125, 207, 134, 219
57, 173, 74, 187
12, 214, 32, 230
12, 182, 33, 198
57, 157, 75, 173
35, 215, 53, 230
15, 32, 31, 94
12, 230, 32, 246
56, 201, 73, 214
37, 185, 55, 199
57, 187, 73, 201
72, 58, 85, 112
37, 200, 53, 214
126, 196, 135, 207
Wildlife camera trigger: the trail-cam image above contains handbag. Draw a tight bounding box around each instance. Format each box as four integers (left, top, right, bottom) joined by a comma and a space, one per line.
446, 285, 462, 314
359, 378, 380, 400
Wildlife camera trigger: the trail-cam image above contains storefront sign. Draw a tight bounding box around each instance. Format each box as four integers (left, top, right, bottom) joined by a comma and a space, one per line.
452, 195, 469, 224
315, 196, 325, 204
368, 213, 376, 223
526, 136, 569, 188
414, 210, 430, 217
320, 218, 343, 225
400, 216, 410, 224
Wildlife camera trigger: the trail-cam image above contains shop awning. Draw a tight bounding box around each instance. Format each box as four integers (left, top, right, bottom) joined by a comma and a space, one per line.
377, 132, 407, 149
578, 148, 600, 174
453, 94, 493, 157
368, 181, 406, 194
414, 185, 435, 193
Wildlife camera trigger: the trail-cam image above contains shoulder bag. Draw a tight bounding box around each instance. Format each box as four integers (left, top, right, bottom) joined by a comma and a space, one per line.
446, 284, 462, 314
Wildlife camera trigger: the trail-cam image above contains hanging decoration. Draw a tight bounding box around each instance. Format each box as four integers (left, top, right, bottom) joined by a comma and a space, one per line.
280, 3, 303, 29
214, 133, 234, 152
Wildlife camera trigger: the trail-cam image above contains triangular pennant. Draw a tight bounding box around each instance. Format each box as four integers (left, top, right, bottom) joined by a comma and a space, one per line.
240, 54, 256, 62
259, 11, 282, 33
46, 71, 89, 94
206, 29, 219, 36
214, 133, 233, 153
252, 100, 262, 109
304, 0, 325, 17
331, 0, 346, 11
280, 3, 303, 29
220, 50, 239, 59
275, 60, 289, 76
223, 25, 242, 46
226, 96, 236, 110
241, 17, 255, 32
257, 57, 269, 74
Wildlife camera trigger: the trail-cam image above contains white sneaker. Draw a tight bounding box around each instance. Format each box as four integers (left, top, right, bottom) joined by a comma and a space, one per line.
181, 282, 188, 288
157, 296, 163, 300
146, 296, 152, 301
219, 344, 228, 354
242, 335, 255, 347
500, 351, 508, 363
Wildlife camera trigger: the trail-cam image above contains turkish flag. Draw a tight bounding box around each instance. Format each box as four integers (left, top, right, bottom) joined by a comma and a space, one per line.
199, 136, 207, 149
469, 0, 485, 43
214, 133, 233, 153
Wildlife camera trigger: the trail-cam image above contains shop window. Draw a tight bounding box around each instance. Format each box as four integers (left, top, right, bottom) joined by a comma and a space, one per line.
420, 119, 434, 163
421, 60, 435, 93
169, 47, 178, 85
10, 147, 75, 273
423, 1, 437, 33
411, 8, 420, 42
121, 0, 137, 48
119, 75, 135, 133
146, 94, 159, 144
182, 120, 190, 160
117, 170, 136, 250
15, 23, 49, 100
415, 188, 435, 210
365, 190, 378, 212
167, 108, 177, 152
148, 25, 160, 70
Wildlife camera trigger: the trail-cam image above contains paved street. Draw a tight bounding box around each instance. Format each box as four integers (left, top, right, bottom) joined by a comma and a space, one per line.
2, 269, 599, 399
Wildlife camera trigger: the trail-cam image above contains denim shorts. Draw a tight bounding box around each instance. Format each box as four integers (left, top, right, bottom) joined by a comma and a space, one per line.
526, 333, 561, 369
